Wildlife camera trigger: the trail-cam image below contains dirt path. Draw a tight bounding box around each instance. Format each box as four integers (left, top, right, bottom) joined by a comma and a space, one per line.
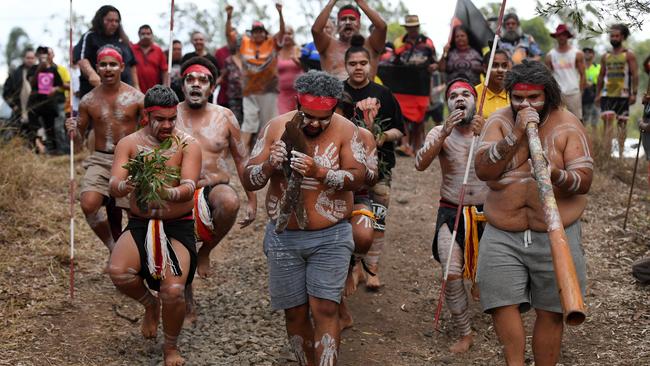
1, 152, 649, 365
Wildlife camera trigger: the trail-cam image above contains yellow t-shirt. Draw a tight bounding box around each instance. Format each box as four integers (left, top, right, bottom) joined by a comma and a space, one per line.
474, 83, 509, 119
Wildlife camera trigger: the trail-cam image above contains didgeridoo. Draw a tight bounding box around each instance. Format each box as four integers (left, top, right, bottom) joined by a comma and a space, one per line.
526, 121, 586, 325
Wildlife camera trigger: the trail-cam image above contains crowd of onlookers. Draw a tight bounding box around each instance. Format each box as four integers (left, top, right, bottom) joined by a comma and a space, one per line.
1, 4, 648, 158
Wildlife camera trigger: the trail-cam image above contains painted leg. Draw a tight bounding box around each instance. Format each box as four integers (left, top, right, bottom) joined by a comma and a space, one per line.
80, 191, 115, 253
532, 309, 564, 366
310, 297, 341, 366
160, 239, 191, 366
285, 303, 315, 366
196, 185, 240, 278
349, 204, 374, 294
108, 231, 160, 339
364, 233, 384, 290
492, 305, 526, 366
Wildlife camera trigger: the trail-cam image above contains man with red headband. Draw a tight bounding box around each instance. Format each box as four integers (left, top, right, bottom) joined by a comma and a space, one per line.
66, 45, 144, 262
174, 56, 257, 323
474, 61, 591, 365
415, 78, 486, 353
243, 70, 366, 366
108, 84, 201, 366
312, 0, 387, 80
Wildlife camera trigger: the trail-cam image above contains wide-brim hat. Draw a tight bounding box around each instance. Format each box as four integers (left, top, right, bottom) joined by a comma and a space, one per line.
401, 15, 421, 27
550, 24, 573, 38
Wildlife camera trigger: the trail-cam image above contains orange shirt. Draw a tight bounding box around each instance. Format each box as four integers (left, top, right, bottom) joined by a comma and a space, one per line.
240, 35, 278, 95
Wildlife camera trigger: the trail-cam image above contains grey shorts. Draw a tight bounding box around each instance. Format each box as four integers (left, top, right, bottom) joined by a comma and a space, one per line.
476, 221, 586, 314
263, 220, 354, 310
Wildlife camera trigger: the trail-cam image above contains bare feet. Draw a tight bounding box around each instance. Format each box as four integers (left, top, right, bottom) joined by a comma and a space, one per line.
196, 251, 211, 278
449, 333, 474, 354
365, 264, 382, 290
339, 299, 354, 331
352, 261, 366, 286
344, 268, 357, 297
163, 345, 185, 366
141, 298, 161, 338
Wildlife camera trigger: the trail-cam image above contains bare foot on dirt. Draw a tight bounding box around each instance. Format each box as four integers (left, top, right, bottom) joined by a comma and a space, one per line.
163, 346, 185, 366
344, 268, 357, 297
141, 299, 160, 339
365, 265, 382, 290
196, 251, 211, 278
449, 333, 474, 353
184, 301, 197, 328
339, 299, 354, 331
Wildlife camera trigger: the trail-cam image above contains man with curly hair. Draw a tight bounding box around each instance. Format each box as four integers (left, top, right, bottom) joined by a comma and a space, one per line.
243, 70, 366, 366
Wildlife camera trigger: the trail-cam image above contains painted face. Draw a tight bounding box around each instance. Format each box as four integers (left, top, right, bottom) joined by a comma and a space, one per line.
138, 27, 153, 46
23, 51, 36, 68
148, 108, 177, 141
488, 53, 511, 84
298, 109, 333, 137
96, 55, 124, 84
345, 52, 370, 86
103, 11, 120, 36
191, 33, 205, 52
511, 88, 549, 122
337, 14, 360, 40
447, 86, 476, 125
183, 71, 212, 108
610, 29, 623, 48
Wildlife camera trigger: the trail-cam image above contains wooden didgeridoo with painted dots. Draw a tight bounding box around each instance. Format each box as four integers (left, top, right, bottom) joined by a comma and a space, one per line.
526, 121, 586, 326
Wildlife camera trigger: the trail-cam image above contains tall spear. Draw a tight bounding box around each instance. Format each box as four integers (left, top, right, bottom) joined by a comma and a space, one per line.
433, 0, 507, 330
68, 0, 75, 299
166, 0, 175, 87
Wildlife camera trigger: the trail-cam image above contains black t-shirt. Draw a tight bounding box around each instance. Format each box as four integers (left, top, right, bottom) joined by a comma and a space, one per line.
73, 31, 137, 98
27, 64, 63, 109
344, 80, 405, 179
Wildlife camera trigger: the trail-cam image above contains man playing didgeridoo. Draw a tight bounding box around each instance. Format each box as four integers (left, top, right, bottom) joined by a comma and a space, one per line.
415, 78, 486, 353
474, 60, 591, 366
242, 70, 366, 365
108, 85, 202, 366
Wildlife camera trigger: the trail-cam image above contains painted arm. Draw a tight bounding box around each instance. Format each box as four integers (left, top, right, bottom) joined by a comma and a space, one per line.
65, 98, 90, 152
550, 129, 593, 195
311, 0, 337, 54
109, 138, 134, 198
415, 127, 446, 171
357, 0, 387, 54
242, 123, 282, 191
160, 141, 201, 202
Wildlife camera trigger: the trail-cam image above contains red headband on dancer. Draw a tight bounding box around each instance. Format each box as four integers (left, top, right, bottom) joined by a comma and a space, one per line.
97, 48, 123, 63
338, 8, 360, 20
512, 83, 544, 91
298, 93, 338, 111
182, 64, 212, 78
446, 81, 477, 98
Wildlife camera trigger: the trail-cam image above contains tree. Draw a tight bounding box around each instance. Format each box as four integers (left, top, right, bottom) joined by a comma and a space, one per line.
4, 27, 32, 71
43, 11, 89, 66
537, 0, 650, 34
520, 17, 553, 54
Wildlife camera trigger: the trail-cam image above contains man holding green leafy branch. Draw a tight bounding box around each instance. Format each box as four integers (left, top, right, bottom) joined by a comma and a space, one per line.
108, 85, 202, 366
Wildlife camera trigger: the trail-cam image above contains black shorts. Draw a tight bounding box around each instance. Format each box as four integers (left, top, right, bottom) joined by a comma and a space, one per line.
126, 216, 197, 292
601, 97, 629, 117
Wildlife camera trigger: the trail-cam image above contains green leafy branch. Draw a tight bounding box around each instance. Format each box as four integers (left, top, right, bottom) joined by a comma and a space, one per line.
122, 136, 186, 212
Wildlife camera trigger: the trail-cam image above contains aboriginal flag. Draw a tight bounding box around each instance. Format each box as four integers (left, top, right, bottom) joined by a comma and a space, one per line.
452, 0, 494, 54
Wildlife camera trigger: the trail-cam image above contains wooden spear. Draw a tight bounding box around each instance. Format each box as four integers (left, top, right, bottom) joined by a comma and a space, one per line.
433, 0, 507, 330
68, 0, 75, 299
166, 0, 175, 87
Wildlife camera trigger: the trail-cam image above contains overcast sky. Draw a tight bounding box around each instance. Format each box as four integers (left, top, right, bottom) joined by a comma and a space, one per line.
1, 0, 649, 81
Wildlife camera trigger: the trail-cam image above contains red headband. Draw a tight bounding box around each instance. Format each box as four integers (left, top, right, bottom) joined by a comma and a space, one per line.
97, 48, 123, 63
338, 9, 360, 20
446, 81, 477, 98
513, 83, 544, 91
182, 64, 212, 78
298, 93, 338, 111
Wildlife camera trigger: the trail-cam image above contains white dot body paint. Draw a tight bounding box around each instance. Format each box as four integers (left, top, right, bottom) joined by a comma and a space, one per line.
350, 128, 366, 165
267, 193, 280, 219
315, 190, 348, 222
325, 169, 353, 190
250, 163, 267, 187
